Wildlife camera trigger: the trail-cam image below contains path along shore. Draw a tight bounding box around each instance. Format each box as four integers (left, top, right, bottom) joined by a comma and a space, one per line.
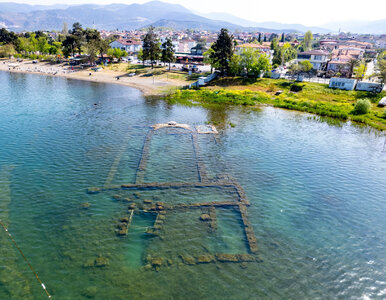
0, 59, 183, 96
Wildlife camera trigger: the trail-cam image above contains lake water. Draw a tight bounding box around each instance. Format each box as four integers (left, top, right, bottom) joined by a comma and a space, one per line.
0, 71, 385, 300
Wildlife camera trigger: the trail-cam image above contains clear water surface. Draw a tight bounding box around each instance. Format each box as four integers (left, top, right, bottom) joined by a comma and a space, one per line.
0, 71, 385, 299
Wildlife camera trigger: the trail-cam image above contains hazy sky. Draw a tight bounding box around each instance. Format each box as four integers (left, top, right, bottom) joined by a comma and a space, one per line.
1, 0, 385, 26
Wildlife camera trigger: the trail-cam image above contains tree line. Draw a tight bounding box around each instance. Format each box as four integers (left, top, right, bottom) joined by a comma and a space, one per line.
0, 23, 119, 63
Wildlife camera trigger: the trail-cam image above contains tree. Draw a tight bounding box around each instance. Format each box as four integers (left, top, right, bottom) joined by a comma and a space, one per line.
376, 51, 386, 83
28, 33, 38, 53
37, 36, 49, 54
282, 43, 297, 63
258, 33, 261, 43
252, 54, 272, 76
137, 49, 144, 66
239, 48, 272, 77
210, 28, 234, 75
289, 63, 301, 75
281, 33, 285, 42
347, 58, 360, 78
62, 22, 68, 35
270, 38, 279, 51
98, 39, 109, 61
142, 26, 161, 69
229, 54, 242, 76
107, 48, 127, 61
269, 33, 278, 42
0, 44, 16, 58
0, 28, 18, 45
304, 30, 313, 50
0, 28, 20, 51
62, 35, 77, 57
300, 60, 313, 73
70, 22, 85, 55
161, 37, 175, 70
240, 48, 258, 76
84, 28, 105, 64
203, 47, 218, 73
353, 63, 367, 80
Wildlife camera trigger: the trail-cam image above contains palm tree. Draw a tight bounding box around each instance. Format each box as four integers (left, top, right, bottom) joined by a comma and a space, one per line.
347, 58, 360, 78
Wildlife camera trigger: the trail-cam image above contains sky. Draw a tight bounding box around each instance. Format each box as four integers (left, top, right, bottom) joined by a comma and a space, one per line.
1, 0, 385, 26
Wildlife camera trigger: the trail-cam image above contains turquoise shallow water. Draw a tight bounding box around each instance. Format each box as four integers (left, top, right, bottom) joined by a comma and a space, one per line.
0, 71, 386, 299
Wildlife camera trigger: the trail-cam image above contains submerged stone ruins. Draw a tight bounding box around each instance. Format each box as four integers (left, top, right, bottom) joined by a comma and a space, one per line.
87, 122, 259, 270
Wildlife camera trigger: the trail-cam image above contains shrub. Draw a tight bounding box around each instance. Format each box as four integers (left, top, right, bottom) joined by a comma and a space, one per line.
353, 99, 372, 115
267, 83, 276, 92
382, 109, 386, 119
290, 83, 304, 92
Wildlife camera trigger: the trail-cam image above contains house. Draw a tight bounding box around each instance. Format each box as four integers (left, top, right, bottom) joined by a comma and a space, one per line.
344, 40, 373, 50
190, 44, 208, 55
326, 48, 364, 75
320, 40, 338, 51
177, 40, 196, 53
109, 39, 142, 54
296, 50, 329, 70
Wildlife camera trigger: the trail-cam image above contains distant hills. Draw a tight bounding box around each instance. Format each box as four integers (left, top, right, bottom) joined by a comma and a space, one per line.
0, 1, 313, 33
0, 1, 383, 34
197, 12, 331, 34
322, 19, 386, 35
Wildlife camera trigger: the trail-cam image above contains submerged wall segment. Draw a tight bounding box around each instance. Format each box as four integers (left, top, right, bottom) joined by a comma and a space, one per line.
88, 123, 259, 269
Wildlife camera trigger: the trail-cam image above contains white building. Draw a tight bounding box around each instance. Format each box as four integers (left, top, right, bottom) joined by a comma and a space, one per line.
109, 39, 142, 54
329, 77, 357, 91
296, 50, 329, 70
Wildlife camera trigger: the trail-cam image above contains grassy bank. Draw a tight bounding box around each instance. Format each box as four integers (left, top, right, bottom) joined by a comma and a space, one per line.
164, 77, 386, 131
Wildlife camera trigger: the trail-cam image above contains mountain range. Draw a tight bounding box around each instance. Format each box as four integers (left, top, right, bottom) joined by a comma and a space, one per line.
0, 1, 384, 34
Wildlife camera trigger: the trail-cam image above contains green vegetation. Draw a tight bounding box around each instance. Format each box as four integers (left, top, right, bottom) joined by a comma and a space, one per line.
161, 37, 175, 70
142, 26, 161, 69
164, 77, 386, 131
303, 31, 313, 51
353, 99, 372, 115
209, 28, 234, 75
377, 51, 386, 84
107, 48, 128, 61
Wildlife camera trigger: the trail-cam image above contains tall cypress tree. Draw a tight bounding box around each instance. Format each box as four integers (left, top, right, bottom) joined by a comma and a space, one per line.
210, 28, 234, 75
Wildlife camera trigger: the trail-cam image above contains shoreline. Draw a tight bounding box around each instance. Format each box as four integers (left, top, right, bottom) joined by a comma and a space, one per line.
2, 59, 385, 132
0, 60, 182, 96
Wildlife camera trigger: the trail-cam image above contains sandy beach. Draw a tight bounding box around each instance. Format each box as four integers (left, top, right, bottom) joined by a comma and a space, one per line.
0, 59, 185, 96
